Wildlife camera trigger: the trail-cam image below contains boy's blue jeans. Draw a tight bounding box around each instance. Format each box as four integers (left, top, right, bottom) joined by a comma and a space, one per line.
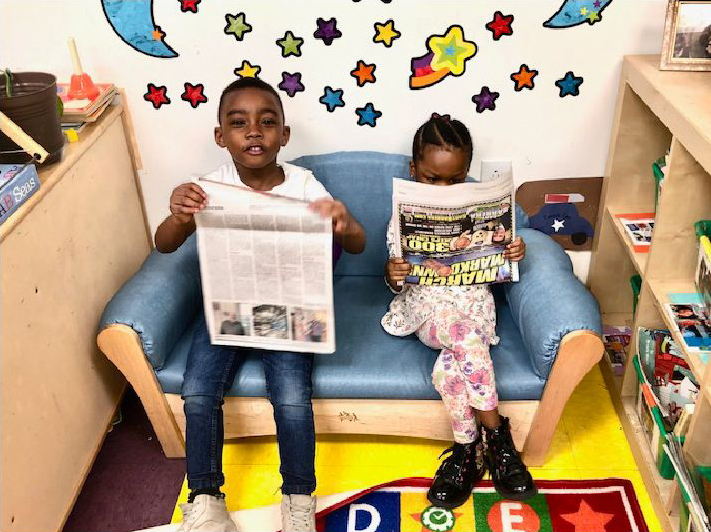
181, 317, 316, 495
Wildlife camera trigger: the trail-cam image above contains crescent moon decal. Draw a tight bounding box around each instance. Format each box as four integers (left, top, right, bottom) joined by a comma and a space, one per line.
543, 0, 614, 28
101, 0, 178, 58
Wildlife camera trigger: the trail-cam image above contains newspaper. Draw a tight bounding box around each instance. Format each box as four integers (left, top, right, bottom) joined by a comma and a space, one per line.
393, 175, 518, 286
195, 178, 335, 354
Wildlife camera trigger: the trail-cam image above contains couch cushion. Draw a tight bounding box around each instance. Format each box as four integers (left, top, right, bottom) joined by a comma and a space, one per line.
291, 152, 529, 277
155, 276, 546, 401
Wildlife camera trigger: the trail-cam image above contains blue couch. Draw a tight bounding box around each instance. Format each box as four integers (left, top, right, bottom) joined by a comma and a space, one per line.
98, 152, 602, 465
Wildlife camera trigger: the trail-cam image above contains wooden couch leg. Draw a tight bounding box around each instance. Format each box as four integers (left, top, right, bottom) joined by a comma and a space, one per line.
98, 324, 186, 458
522, 331, 603, 466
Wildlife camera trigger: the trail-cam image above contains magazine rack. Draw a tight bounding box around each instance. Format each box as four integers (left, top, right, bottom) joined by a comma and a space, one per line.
588, 55, 711, 531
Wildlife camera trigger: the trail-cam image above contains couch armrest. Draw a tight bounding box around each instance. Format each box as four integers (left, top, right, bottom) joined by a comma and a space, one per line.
504, 228, 601, 379
99, 234, 201, 370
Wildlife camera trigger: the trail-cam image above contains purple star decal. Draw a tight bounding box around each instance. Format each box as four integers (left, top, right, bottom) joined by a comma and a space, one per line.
314, 17, 342, 45
278, 72, 305, 98
472, 86, 499, 113
594, 0, 601, 7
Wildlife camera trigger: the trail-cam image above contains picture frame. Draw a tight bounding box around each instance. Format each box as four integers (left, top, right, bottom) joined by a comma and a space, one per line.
660, 0, 711, 71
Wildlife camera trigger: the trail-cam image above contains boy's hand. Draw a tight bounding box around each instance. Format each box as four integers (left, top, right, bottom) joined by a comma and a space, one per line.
386, 258, 411, 291
504, 236, 526, 262
170, 183, 208, 224
308, 198, 354, 238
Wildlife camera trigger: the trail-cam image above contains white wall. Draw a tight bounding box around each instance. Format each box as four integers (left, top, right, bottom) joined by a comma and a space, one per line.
1, 0, 666, 253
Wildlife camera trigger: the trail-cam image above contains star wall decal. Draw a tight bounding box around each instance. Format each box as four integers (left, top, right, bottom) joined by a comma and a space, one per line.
181, 82, 207, 108
319, 86, 345, 112
144, 83, 171, 109
278, 72, 305, 97
555, 71, 584, 97
472, 86, 499, 113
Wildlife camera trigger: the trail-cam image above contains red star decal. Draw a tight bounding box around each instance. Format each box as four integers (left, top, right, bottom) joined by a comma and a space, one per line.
486, 11, 514, 40
178, 0, 201, 13
561, 500, 614, 531
144, 84, 171, 109
181, 82, 208, 108
350, 60, 377, 87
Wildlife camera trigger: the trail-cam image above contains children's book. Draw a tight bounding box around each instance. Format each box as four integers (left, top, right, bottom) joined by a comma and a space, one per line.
57, 83, 116, 122
0, 164, 40, 225
616, 213, 655, 252
602, 325, 630, 376
664, 303, 711, 349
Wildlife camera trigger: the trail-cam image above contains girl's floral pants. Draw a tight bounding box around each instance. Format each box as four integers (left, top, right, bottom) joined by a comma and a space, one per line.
416, 308, 498, 444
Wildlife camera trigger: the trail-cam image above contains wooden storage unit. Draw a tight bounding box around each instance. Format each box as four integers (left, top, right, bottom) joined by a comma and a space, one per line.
1, 99, 152, 531
589, 55, 711, 532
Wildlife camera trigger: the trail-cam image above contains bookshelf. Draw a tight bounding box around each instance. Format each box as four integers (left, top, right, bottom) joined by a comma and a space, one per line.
589, 55, 711, 532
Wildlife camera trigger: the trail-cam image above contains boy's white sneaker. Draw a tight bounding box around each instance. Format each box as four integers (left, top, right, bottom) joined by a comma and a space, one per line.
176, 494, 239, 532
281, 494, 316, 532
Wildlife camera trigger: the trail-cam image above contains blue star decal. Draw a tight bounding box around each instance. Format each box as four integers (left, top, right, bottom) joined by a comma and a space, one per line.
319, 86, 345, 112
355, 102, 382, 127
555, 71, 584, 97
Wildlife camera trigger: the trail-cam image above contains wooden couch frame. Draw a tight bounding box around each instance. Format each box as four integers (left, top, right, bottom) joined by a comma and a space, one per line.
98, 325, 602, 466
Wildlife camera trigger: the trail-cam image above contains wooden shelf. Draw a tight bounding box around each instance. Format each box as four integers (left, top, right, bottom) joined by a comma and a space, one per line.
620, 396, 678, 532
607, 207, 649, 275
601, 312, 634, 328
648, 279, 709, 382
590, 55, 711, 532
624, 55, 711, 176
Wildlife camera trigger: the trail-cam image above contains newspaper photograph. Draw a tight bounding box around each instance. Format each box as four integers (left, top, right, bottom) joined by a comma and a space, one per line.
195, 178, 335, 354
393, 175, 518, 286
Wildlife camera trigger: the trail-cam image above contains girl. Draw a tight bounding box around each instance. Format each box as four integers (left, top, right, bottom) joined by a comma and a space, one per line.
382, 114, 536, 508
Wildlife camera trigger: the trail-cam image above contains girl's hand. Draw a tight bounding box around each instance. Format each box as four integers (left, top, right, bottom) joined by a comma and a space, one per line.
170, 183, 207, 224
504, 236, 526, 262
386, 258, 411, 291
309, 198, 353, 237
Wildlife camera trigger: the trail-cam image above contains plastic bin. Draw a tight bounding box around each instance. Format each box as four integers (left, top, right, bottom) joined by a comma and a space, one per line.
633, 356, 682, 480
630, 275, 642, 315
652, 152, 668, 212
695, 220, 711, 246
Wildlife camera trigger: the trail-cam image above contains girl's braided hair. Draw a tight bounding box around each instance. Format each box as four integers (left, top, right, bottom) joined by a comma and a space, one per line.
412, 113, 473, 165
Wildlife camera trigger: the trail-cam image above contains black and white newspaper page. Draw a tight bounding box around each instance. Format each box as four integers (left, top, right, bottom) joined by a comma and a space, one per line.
196, 179, 335, 354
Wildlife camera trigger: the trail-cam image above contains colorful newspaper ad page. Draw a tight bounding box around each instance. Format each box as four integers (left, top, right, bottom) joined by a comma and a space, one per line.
393, 175, 518, 286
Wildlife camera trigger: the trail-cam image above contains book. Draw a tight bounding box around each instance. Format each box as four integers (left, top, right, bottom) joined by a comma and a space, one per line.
602, 325, 630, 376
0, 164, 41, 225
696, 235, 711, 310
616, 212, 655, 252
664, 302, 711, 349
57, 83, 116, 122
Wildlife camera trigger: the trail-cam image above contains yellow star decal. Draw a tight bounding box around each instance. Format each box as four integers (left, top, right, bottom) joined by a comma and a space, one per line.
234, 60, 261, 78
580, 6, 588, 15
373, 19, 401, 47
428, 25, 476, 76
587, 10, 600, 23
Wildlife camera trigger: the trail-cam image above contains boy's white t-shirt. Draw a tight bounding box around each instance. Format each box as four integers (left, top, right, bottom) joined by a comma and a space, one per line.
202, 161, 331, 202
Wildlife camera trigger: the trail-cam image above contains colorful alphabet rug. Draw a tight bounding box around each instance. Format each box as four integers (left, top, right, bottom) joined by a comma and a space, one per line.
314, 477, 649, 532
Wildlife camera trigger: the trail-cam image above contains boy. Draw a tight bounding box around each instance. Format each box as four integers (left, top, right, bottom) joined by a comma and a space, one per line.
155, 77, 366, 532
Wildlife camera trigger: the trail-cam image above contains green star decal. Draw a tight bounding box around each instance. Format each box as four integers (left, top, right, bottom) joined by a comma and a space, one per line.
276, 31, 304, 57
224, 13, 252, 41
